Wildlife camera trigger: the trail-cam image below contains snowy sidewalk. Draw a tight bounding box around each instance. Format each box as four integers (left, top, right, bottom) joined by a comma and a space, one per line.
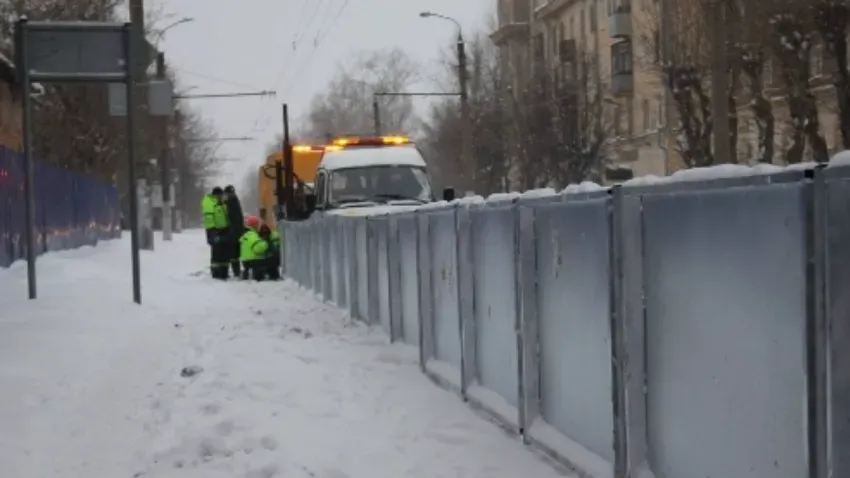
0, 231, 570, 478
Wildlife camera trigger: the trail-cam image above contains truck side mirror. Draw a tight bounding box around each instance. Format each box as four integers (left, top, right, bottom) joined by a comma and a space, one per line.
442, 187, 456, 202
304, 193, 317, 214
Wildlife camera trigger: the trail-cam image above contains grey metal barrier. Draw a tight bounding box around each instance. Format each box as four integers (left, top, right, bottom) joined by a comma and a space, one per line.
278, 164, 850, 478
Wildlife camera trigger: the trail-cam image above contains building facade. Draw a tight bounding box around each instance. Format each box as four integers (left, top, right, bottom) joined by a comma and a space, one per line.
492, 0, 849, 183
0, 52, 22, 151
492, 0, 670, 184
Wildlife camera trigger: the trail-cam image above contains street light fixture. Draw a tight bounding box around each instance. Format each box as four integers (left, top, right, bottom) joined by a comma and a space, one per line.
152, 16, 194, 44
419, 11, 473, 192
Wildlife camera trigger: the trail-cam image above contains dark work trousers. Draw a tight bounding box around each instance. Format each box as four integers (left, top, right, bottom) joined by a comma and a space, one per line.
241, 260, 267, 281
207, 228, 230, 279
229, 239, 241, 276
266, 254, 281, 280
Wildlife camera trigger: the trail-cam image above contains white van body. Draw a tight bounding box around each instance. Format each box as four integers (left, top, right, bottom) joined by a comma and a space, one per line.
313, 144, 435, 217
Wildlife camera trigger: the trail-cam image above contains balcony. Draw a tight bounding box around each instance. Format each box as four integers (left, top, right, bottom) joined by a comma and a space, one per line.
609, 7, 632, 38
490, 22, 529, 45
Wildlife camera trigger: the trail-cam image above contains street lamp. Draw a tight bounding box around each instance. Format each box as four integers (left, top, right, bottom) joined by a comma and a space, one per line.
152, 17, 194, 44
420, 11, 473, 193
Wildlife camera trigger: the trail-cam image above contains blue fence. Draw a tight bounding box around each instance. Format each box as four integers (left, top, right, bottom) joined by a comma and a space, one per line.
0, 146, 121, 267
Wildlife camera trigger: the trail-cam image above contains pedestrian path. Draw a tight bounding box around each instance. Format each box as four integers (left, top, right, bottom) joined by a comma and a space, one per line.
0, 230, 571, 477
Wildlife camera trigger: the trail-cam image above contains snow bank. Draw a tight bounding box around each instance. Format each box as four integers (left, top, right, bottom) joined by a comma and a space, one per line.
520, 187, 558, 199
830, 150, 850, 167
623, 162, 807, 187
562, 181, 605, 194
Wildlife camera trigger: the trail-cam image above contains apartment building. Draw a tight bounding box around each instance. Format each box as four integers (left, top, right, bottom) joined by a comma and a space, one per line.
492, 0, 671, 182
0, 51, 22, 151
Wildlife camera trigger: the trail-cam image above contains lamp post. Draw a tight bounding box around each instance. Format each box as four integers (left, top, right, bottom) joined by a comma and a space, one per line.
152, 17, 194, 45
420, 11, 473, 193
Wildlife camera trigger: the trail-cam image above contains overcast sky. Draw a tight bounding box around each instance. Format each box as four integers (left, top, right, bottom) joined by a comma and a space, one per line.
151, 0, 493, 187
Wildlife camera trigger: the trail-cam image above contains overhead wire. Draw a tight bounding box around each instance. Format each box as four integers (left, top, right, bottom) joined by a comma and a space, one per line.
280, 0, 350, 98
250, 0, 316, 136
172, 67, 261, 90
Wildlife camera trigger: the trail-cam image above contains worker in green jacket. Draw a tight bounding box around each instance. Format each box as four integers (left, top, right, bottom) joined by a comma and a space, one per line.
259, 223, 281, 280
201, 186, 230, 279
240, 216, 270, 280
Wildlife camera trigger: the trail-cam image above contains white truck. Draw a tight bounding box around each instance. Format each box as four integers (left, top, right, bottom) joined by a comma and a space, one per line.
309, 135, 454, 217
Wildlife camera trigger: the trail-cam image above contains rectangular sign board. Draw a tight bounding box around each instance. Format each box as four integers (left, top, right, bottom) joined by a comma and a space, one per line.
148, 79, 173, 116
25, 26, 126, 81
108, 83, 127, 116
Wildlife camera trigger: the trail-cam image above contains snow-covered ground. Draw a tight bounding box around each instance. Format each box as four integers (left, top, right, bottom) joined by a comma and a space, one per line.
0, 230, 570, 478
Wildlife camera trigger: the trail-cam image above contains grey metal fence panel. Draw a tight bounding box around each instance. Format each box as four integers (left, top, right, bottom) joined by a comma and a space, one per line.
470, 204, 520, 408
322, 219, 332, 300
355, 218, 369, 321
417, 212, 434, 369
310, 220, 319, 292
376, 215, 392, 334
825, 170, 850, 475
334, 216, 347, 308
534, 197, 614, 461
367, 217, 380, 324
517, 202, 539, 435
387, 215, 403, 341
456, 205, 476, 394
429, 207, 463, 370
641, 182, 807, 478
345, 218, 359, 318
611, 189, 650, 476
398, 214, 421, 346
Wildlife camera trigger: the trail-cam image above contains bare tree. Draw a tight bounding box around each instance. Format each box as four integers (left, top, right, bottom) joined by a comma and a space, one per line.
769, 3, 829, 163
301, 48, 419, 140
737, 0, 777, 163
813, 0, 850, 149
420, 32, 510, 193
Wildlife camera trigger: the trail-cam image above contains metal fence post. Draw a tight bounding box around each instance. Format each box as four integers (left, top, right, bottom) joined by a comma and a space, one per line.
517, 202, 539, 436
456, 204, 476, 397
387, 215, 403, 341
805, 165, 829, 478
367, 217, 379, 324
418, 211, 434, 371
347, 218, 360, 319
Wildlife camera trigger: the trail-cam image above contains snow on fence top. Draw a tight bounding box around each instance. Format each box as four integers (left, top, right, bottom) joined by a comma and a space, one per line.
340, 155, 850, 217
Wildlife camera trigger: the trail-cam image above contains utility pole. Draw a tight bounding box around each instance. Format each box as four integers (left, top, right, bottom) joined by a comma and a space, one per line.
373, 98, 381, 135
282, 104, 294, 219
173, 108, 184, 232
709, 0, 731, 164
129, 0, 153, 249
457, 35, 473, 193
155, 52, 173, 240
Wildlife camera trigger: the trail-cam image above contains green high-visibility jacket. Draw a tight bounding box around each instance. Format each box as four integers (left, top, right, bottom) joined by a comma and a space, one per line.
268, 230, 281, 254
201, 194, 228, 230
240, 228, 269, 261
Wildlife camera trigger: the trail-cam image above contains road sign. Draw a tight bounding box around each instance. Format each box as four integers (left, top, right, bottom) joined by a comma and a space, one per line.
16, 19, 142, 304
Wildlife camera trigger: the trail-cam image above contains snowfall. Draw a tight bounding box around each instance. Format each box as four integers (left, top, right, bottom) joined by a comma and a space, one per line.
0, 230, 570, 478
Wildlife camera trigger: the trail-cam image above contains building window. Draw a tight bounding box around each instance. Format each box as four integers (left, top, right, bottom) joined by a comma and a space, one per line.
580, 9, 585, 45
811, 45, 823, 77
590, 3, 597, 32
534, 33, 544, 61
642, 99, 650, 131
611, 40, 633, 75
764, 57, 773, 85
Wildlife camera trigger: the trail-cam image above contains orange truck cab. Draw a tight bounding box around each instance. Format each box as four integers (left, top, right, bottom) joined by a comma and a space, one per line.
258, 145, 325, 227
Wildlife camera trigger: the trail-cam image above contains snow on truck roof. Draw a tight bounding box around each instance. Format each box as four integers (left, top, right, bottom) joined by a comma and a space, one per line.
318, 144, 427, 171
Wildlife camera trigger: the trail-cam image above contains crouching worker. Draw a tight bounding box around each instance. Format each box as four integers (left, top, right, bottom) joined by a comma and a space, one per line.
240, 216, 270, 280
259, 224, 281, 280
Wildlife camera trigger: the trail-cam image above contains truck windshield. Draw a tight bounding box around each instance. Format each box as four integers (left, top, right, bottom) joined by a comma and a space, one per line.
328, 166, 431, 206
